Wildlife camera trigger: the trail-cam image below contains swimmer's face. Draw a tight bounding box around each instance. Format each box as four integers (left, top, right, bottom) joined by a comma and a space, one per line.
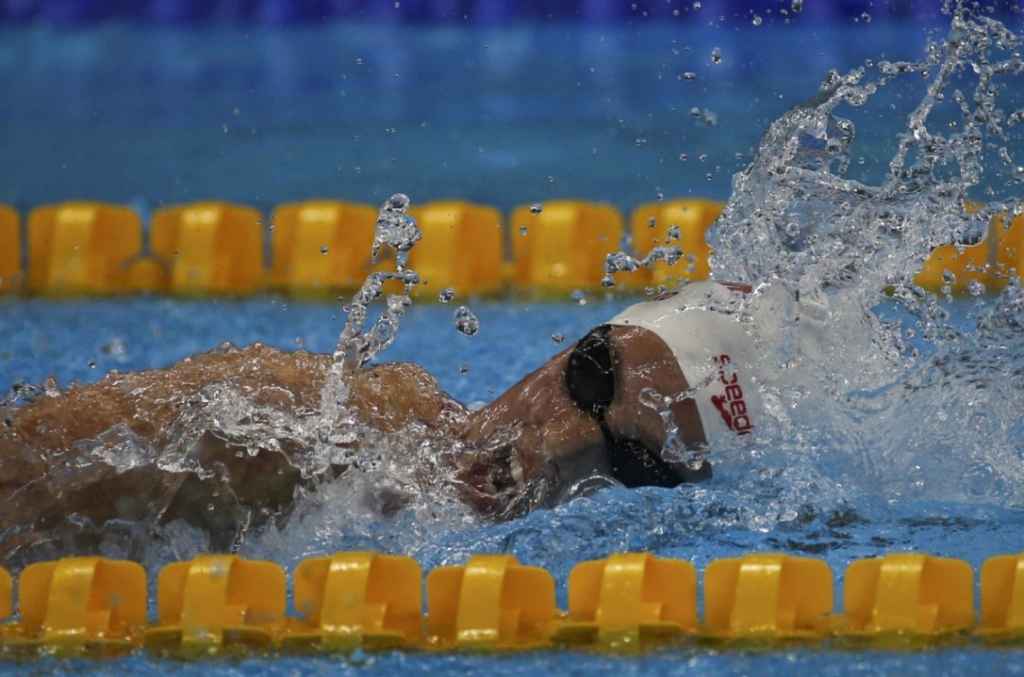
455, 346, 608, 516
458, 326, 709, 516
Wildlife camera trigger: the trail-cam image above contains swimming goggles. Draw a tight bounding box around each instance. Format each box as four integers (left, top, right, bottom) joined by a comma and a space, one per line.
565, 325, 688, 488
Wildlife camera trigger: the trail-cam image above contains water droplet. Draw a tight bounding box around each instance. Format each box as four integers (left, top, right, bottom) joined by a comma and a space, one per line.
711, 47, 722, 65
460, 364, 469, 374
551, 332, 566, 345
791, 0, 803, 12
682, 71, 696, 81
530, 203, 543, 215
519, 225, 528, 235
320, 245, 329, 254
752, 14, 762, 26
88, 358, 96, 368
860, 12, 871, 22
453, 306, 480, 336
439, 287, 456, 303
571, 290, 587, 305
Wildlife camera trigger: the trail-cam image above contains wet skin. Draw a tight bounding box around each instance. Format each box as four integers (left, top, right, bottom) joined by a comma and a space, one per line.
0, 327, 703, 564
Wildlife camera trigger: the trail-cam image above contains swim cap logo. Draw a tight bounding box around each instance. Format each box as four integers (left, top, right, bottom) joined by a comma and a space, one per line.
719, 281, 753, 294
710, 354, 752, 435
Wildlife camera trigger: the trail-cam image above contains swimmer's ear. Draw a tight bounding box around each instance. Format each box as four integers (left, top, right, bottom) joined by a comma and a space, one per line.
566, 327, 615, 417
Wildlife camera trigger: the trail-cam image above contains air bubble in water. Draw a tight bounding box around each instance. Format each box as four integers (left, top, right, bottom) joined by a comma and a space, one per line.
519, 225, 528, 235
453, 306, 480, 336
320, 245, 329, 254
530, 203, 543, 215
711, 47, 722, 65
571, 290, 587, 305
752, 14, 762, 26
791, 0, 802, 12
551, 332, 566, 345
439, 287, 456, 303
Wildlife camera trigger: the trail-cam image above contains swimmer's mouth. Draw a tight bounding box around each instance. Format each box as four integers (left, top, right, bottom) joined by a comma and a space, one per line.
456, 443, 544, 519
457, 438, 710, 519
483, 452, 526, 496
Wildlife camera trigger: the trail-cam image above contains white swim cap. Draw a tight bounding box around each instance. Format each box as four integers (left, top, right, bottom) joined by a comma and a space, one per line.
606, 280, 762, 442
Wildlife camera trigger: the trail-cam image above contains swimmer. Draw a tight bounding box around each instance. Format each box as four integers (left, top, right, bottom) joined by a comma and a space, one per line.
458, 279, 763, 515
0, 280, 767, 564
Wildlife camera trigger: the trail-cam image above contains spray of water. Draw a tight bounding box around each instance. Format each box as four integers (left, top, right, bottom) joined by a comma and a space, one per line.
317, 193, 422, 456
599, 6, 1024, 516
705, 7, 1024, 510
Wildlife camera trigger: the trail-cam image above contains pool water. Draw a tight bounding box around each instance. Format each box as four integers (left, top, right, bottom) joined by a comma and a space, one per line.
0, 12, 956, 215
3, 3, 1024, 676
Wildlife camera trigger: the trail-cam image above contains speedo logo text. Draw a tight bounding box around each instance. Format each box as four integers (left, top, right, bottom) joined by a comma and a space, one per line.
710, 354, 752, 435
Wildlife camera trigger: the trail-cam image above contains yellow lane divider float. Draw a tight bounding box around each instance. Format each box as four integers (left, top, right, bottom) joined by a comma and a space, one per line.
3, 551, 1024, 656
1, 199, 1021, 298
0, 205, 21, 294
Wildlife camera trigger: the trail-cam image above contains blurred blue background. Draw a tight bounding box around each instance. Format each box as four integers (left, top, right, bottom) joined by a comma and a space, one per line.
2, 0, 984, 219
0, 0, 978, 25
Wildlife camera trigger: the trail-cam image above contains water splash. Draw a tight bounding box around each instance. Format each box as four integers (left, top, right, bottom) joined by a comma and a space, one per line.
588, 7, 1024, 519
712, 9, 1024, 299
602, 247, 683, 289
317, 193, 422, 454
700, 7, 1024, 510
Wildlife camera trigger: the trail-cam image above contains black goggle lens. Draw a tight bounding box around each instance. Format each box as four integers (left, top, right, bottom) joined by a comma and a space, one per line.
565, 326, 706, 489
565, 326, 615, 418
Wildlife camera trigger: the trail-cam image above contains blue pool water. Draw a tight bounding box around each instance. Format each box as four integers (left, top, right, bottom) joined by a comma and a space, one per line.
0, 10, 958, 215
3, 3, 1024, 676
